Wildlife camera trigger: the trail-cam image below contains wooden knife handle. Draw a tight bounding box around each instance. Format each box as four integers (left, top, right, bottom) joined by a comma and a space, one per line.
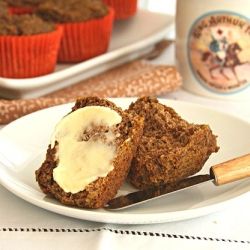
211, 154, 250, 186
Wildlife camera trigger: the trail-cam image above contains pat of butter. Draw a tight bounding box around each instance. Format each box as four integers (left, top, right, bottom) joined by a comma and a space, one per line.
52, 106, 122, 194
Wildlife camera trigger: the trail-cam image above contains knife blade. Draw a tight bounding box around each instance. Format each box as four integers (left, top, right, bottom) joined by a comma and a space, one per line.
105, 153, 250, 210
106, 174, 212, 210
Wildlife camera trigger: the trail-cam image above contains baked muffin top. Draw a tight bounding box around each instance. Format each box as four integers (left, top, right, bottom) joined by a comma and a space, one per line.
36, 0, 109, 23
0, 1, 8, 16
0, 14, 55, 35
5, 0, 43, 7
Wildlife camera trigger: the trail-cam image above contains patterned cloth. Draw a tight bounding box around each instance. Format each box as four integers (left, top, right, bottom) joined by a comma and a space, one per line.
0, 60, 182, 124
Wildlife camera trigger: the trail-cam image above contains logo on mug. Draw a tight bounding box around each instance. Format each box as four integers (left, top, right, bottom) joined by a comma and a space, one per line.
188, 12, 250, 93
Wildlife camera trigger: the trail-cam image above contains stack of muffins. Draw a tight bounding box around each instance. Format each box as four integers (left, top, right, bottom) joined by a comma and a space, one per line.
0, 0, 138, 79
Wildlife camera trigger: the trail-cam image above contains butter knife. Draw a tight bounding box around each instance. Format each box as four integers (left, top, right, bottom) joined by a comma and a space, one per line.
106, 153, 250, 210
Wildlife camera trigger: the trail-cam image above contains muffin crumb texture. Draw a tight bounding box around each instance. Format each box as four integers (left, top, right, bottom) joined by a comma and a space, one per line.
0, 1, 8, 16
5, 0, 43, 7
0, 14, 55, 35
36, 0, 109, 23
127, 97, 219, 189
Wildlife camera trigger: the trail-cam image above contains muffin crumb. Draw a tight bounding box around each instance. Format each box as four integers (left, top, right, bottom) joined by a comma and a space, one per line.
127, 97, 219, 189
5, 0, 43, 7
36, 0, 109, 23
0, 14, 55, 35
0, 1, 8, 17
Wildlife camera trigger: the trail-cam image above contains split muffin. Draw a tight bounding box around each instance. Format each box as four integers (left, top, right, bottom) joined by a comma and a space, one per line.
36, 0, 114, 63
127, 97, 219, 189
36, 97, 144, 209
0, 13, 62, 78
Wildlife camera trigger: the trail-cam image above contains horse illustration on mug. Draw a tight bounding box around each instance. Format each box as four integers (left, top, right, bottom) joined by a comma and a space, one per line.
201, 34, 249, 84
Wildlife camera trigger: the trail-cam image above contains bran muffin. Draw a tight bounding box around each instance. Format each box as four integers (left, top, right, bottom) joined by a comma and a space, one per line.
36, 0, 114, 62
36, 97, 144, 209
127, 97, 219, 189
0, 14, 62, 78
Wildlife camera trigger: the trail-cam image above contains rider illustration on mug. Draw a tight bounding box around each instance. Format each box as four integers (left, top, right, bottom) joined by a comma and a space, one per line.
202, 28, 245, 85
176, 0, 250, 100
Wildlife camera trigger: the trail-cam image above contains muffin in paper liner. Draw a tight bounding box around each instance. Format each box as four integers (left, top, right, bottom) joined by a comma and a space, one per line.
0, 26, 63, 78
103, 0, 137, 19
8, 6, 35, 15
58, 7, 114, 63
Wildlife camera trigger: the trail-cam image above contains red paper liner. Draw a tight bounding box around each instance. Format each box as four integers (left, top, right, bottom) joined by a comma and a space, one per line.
103, 0, 137, 19
58, 8, 114, 63
8, 6, 35, 15
0, 26, 63, 78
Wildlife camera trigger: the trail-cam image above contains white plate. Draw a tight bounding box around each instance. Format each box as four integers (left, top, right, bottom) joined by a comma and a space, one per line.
0, 98, 250, 224
0, 10, 174, 99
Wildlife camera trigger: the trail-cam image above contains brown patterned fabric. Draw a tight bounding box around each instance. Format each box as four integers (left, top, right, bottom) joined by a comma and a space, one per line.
0, 60, 182, 125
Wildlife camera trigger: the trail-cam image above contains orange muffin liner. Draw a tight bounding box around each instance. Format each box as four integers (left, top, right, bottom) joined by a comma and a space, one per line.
58, 7, 114, 63
0, 26, 63, 78
8, 6, 35, 15
103, 0, 137, 19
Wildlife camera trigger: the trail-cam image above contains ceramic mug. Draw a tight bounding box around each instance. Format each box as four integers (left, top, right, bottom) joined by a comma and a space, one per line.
176, 0, 250, 100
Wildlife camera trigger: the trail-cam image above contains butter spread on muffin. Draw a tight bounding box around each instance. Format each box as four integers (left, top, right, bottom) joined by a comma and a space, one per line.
51, 106, 122, 194
36, 97, 144, 208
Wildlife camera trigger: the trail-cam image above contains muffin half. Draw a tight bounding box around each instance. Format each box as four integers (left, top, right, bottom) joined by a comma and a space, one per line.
127, 97, 219, 189
36, 97, 144, 209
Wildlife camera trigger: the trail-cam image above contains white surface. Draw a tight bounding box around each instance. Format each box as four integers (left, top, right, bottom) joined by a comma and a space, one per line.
140, 0, 176, 16
0, 98, 250, 225
0, 183, 249, 249
0, 10, 174, 99
166, 88, 250, 122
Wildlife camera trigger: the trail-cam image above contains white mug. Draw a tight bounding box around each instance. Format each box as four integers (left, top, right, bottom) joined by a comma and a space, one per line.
176, 0, 250, 100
